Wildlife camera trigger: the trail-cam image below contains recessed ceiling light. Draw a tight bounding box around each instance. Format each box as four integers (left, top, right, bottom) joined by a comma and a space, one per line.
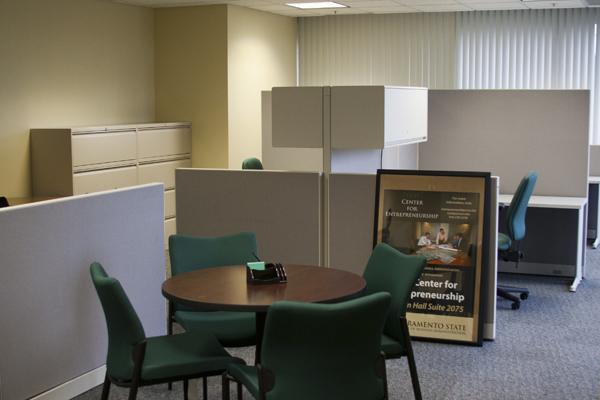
286, 1, 347, 9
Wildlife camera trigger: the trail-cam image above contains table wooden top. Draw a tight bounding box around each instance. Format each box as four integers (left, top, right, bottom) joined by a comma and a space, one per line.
162, 264, 366, 312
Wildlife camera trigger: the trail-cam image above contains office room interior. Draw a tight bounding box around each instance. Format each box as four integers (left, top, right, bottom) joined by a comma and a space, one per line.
1, 0, 600, 399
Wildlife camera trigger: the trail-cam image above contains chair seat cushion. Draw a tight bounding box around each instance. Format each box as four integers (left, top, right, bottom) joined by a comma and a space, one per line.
141, 331, 244, 381
498, 233, 512, 251
175, 310, 256, 347
381, 333, 406, 358
227, 364, 260, 398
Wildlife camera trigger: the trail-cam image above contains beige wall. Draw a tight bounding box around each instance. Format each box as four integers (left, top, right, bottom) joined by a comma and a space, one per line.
155, 6, 229, 168
0, 0, 155, 197
227, 6, 297, 169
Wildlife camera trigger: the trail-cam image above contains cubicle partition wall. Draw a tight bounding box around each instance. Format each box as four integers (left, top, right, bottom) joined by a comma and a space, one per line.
589, 145, 600, 176
422, 90, 590, 197
422, 90, 590, 289
175, 169, 322, 265
0, 184, 165, 400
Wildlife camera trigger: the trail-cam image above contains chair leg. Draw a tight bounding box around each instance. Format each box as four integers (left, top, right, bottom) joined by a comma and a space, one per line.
406, 353, 422, 400
237, 381, 243, 400
222, 373, 231, 400
401, 318, 422, 400
101, 374, 111, 400
183, 379, 189, 400
127, 384, 139, 400
497, 287, 522, 310
203, 376, 208, 400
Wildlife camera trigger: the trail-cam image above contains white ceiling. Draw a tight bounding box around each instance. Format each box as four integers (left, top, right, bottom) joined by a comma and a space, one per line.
113, 0, 590, 16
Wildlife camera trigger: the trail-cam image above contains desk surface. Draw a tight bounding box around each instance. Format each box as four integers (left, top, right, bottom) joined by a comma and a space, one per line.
498, 194, 587, 209
162, 264, 366, 312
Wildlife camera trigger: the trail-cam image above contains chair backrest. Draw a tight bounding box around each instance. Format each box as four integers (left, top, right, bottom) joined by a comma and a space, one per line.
506, 171, 538, 241
0, 196, 8, 208
241, 157, 264, 170
261, 292, 391, 400
362, 243, 426, 343
90, 262, 146, 381
168, 232, 258, 276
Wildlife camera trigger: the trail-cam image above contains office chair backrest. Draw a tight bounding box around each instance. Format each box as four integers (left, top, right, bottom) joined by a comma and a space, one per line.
241, 157, 263, 170
90, 262, 146, 381
507, 171, 538, 242
0, 196, 9, 208
168, 232, 258, 276
363, 243, 426, 343
261, 292, 391, 400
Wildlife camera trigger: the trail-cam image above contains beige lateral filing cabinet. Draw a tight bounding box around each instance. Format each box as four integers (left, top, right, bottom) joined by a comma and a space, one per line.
30, 122, 192, 248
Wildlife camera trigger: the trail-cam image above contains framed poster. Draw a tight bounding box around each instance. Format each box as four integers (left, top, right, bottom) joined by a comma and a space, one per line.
374, 170, 491, 346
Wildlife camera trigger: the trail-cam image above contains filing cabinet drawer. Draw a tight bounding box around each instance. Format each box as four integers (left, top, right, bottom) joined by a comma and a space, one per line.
138, 127, 191, 160
73, 166, 137, 195
72, 131, 137, 167
165, 190, 176, 219
165, 218, 176, 249
138, 159, 191, 190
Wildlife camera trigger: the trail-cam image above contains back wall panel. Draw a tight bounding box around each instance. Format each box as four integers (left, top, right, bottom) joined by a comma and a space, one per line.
421, 90, 589, 197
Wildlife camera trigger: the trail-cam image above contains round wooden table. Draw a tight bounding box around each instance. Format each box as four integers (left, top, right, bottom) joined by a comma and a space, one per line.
162, 264, 366, 361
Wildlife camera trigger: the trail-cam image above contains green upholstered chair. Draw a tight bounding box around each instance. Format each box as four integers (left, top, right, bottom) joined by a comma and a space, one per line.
90, 262, 244, 400
168, 232, 258, 347
223, 292, 391, 400
168, 232, 258, 398
362, 242, 426, 400
241, 157, 263, 170
497, 171, 538, 310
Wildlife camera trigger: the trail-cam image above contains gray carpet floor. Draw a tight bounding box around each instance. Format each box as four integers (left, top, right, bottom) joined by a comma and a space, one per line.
76, 249, 600, 400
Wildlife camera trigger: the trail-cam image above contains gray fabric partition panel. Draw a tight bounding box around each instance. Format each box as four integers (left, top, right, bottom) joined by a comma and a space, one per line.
328, 173, 377, 275
590, 145, 600, 176
421, 90, 590, 197
0, 184, 165, 400
176, 169, 322, 265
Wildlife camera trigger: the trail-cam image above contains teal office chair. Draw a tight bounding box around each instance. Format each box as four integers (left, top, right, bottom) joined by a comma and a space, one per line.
168, 232, 257, 347
168, 232, 258, 398
242, 157, 263, 170
223, 292, 392, 400
497, 171, 538, 310
362, 243, 426, 400
90, 263, 244, 400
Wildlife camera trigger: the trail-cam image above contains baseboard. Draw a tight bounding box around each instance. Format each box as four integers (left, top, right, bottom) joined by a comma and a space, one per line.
30, 365, 106, 400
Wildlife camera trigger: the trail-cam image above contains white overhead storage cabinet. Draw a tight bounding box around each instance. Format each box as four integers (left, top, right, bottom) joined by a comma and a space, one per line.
330, 86, 427, 148
272, 86, 324, 148
271, 85, 428, 150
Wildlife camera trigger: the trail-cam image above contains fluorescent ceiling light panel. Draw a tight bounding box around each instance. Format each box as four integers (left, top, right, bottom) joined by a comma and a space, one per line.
287, 1, 347, 9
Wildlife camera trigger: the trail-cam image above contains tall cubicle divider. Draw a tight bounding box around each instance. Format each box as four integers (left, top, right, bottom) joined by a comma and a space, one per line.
175, 169, 323, 266
0, 184, 165, 400
421, 90, 590, 291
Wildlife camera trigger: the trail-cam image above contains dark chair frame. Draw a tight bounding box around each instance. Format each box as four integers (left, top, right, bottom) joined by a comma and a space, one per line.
381, 316, 422, 400
101, 339, 241, 400
221, 352, 389, 400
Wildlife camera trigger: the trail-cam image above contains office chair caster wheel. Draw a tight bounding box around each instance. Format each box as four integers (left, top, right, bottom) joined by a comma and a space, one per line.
520, 293, 528, 300
511, 302, 520, 310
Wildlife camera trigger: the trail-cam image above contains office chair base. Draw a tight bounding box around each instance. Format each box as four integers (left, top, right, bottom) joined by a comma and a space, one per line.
497, 285, 529, 310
